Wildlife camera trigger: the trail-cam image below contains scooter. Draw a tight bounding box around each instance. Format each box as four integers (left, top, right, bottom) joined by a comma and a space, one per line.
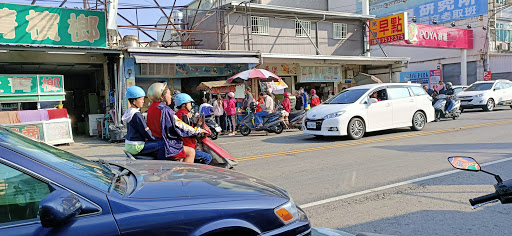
238, 103, 287, 136
448, 156, 512, 208
433, 94, 461, 121
204, 116, 221, 140
287, 110, 306, 130
123, 116, 237, 169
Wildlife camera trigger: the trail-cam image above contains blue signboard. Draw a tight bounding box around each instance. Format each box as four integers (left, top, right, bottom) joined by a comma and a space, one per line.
400, 71, 430, 85
359, 0, 487, 24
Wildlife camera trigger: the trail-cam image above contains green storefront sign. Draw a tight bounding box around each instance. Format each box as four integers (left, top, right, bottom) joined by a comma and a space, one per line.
0, 3, 106, 47
0, 74, 65, 102
8, 123, 45, 142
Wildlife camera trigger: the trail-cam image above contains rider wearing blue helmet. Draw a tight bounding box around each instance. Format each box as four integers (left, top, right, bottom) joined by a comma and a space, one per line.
175, 93, 212, 165
122, 86, 164, 159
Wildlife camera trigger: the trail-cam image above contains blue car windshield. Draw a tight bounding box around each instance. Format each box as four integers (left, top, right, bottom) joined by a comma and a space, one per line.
325, 89, 369, 104
0, 128, 115, 192
465, 83, 493, 91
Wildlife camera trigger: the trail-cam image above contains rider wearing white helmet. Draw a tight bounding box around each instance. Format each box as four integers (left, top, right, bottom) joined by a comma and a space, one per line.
122, 86, 164, 159
146, 83, 207, 163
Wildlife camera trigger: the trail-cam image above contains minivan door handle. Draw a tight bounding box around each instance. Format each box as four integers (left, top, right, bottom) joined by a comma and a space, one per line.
385, 102, 391, 107
409, 99, 415, 102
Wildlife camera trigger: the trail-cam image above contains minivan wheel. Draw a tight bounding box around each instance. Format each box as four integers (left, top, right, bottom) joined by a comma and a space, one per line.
411, 111, 426, 131
347, 118, 365, 140
484, 99, 495, 111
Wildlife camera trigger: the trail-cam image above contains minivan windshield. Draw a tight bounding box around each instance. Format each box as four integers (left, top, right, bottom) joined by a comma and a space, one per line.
466, 83, 494, 91
325, 89, 369, 104
0, 128, 115, 192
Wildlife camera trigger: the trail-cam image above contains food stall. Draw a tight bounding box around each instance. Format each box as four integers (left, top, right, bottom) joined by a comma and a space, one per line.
0, 74, 73, 145
196, 80, 243, 96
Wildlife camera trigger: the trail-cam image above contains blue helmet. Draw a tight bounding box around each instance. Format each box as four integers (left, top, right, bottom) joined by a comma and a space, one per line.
175, 93, 195, 107
126, 86, 146, 99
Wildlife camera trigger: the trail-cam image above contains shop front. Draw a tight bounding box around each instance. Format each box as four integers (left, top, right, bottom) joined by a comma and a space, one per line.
124, 48, 260, 112
261, 53, 410, 101
0, 3, 120, 138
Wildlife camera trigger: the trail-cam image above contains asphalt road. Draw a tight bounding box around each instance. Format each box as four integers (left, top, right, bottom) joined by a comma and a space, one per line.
62, 107, 512, 236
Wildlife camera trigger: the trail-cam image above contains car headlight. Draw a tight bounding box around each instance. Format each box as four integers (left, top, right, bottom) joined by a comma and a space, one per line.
274, 201, 299, 225
323, 111, 345, 120
475, 94, 484, 98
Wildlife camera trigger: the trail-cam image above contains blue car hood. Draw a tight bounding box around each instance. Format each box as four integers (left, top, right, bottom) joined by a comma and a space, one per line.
114, 161, 289, 200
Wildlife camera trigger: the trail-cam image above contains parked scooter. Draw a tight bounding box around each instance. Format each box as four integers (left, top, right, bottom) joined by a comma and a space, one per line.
123, 116, 237, 169
287, 110, 306, 130
448, 156, 512, 208
433, 94, 461, 121
239, 102, 287, 136
204, 116, 221, 140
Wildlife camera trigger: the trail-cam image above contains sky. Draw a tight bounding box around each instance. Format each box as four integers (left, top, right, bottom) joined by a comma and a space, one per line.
4, 0, 192, 41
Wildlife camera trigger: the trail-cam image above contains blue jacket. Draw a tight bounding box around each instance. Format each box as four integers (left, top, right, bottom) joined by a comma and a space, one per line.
157, 103, 201, 158
122, 108, 155, 142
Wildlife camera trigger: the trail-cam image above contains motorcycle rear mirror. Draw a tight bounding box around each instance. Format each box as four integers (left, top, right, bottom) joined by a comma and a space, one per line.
447, 156, 481, 171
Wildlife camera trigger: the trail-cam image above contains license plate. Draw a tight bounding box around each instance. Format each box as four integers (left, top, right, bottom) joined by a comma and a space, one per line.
215, 127, 222, 132
462, 101, 469, 105
307, 122, 316, 129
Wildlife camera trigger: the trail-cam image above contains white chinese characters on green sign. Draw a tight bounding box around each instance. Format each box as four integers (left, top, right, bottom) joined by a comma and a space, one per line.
0, 3, 106, 47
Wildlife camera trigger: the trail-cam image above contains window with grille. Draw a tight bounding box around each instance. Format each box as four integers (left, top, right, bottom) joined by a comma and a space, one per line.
333, 23, 347, 39
295, 20, 311, 37
251, 16, 269, 35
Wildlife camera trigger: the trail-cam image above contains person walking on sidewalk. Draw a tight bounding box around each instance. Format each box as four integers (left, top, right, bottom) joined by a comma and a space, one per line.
213, 94, 224, 132
225, 92, 237, 136
295, 91, 304, 111
310, 89, 321, 108
175, 93, 213, 165
300, 87, 309, 110
122, 86, 165, 159
242, 86, 254, 111
146, 82, 207, 163
282, 92, 291, 126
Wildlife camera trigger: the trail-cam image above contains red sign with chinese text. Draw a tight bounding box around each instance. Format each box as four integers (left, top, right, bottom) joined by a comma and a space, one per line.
483, 71, 491, 81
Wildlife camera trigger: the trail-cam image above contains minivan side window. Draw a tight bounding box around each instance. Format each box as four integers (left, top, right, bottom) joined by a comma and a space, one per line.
410, 86, 428, 96
494, 83, 504, 90
387, 87, 411, 99
502, 82, 511, 89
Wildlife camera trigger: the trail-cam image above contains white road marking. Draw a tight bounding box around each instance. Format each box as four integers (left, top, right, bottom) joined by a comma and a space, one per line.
300, 156, 512, 209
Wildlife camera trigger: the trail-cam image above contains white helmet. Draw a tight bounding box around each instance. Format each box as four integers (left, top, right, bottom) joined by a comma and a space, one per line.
147, 82, 168, 102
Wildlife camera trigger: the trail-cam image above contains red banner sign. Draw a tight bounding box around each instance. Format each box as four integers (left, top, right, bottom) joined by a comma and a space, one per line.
209, 86, 236, 94
483, 71, 492, 81
389, 23, 473, 49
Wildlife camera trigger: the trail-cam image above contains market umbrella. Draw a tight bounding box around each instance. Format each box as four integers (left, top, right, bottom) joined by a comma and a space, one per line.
227, 68, 281, 83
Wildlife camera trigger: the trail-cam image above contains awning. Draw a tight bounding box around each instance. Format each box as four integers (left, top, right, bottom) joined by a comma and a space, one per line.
197, 80, 241, 90
262, 53, 409, 66
133, 55, 260, 64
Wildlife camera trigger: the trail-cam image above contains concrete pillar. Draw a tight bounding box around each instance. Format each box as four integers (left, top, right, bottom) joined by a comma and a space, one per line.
461, 49, 467, 85
103, 61, 110, 110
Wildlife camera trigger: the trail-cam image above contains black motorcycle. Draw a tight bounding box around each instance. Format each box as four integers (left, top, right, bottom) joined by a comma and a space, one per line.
204, 116, 221, 140
448, 156, 512, 208
287, 110, 306, 130
239, 103, 286, 136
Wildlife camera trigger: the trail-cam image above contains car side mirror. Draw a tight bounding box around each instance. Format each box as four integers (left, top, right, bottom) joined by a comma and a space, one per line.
39, 189, 82, 228
369, 98, 379, 104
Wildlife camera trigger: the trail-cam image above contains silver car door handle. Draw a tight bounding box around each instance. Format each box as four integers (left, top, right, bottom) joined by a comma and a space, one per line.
385, 103, 391, 107
409, 99, 415, 102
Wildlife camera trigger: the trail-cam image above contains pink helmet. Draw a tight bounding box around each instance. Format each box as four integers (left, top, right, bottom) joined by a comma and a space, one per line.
311, 89, 316, 95
284, 92, 289, 97
227, 92, 235, 98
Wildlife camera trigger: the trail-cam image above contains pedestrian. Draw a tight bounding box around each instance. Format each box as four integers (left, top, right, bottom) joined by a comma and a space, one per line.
310, 89, 321, 108
242, 86, 254, 111
282, 92, 291, 126
225, 92, 237, 136
437, 81, 446, 94
300, 87, 309, 110
295, 91, 304, 111
255, 91, 274, 127
213, 94, 224, 132
328, 91, 334, 99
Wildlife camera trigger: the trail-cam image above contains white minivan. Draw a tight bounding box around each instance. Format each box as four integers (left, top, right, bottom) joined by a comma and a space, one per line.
303, 83, 435, 139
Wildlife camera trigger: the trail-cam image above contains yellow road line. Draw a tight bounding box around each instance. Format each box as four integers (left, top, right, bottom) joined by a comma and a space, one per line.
236, 119, 512, 162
